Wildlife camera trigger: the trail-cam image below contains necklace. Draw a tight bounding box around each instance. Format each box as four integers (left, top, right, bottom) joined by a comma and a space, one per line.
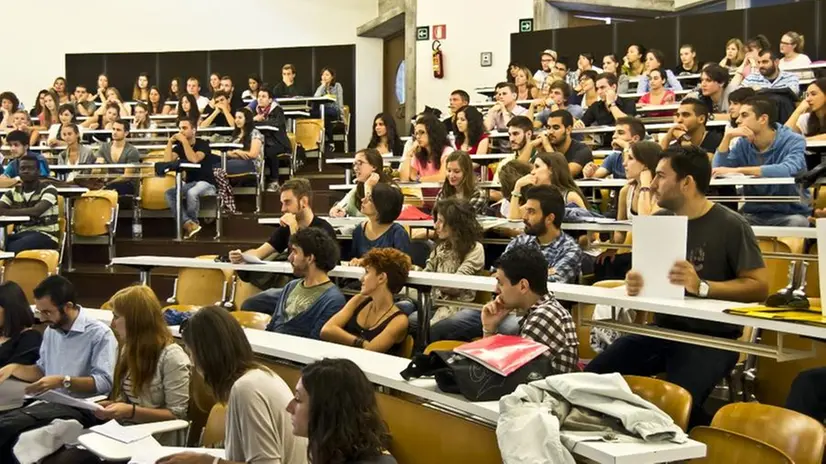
361, 300, 396, 332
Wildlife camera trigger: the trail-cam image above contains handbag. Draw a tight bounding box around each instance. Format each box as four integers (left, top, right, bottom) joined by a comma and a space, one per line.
400, 350, 553, 402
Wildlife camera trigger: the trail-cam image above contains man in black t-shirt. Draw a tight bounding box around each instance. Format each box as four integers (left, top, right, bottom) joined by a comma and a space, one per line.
272, 64, 306, 99
658, 98, 723, 154
229, 178, 336, 313
200, 91, 233, 128
586, 144, 768, 428
163, 118, 219, 239
575, 73, 636, 128
541, 109, 593, 178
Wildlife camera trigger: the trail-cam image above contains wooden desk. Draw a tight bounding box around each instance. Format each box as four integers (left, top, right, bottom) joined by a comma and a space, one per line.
76, 420, 197, 462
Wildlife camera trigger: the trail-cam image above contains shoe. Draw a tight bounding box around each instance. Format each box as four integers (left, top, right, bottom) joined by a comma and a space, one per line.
266, 181, 280, 192
184, 221, 201, 239
180, 221, 192, 239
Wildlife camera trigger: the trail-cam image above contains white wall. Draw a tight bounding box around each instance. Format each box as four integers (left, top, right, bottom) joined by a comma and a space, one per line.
0, 0, 382, 148
415, 0, 534, 114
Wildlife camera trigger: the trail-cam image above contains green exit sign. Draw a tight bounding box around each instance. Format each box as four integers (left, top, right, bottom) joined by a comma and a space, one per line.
519, 18, 534, 33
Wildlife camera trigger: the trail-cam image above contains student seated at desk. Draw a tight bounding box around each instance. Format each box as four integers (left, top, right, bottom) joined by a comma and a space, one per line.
539, 109, 593, 178
46, 103, 77, 148
314, 67, 344, 125
637, 69, 676, 109
252, 88, 292, 190
434, 151, 487, 215
741, 50, 800, 95
786, 78, 826, 142
56, 124, 95, 184
330, 148, 392, 218
9, 109, 41, 146
350, 183, 409, 263
242, 73, 261, 101
586, 144, 769, 428
509, 152, 589, 221
529, 81, 585, 126
413, 199, 486, 342
454, 106, 489, 155
713, 96, 810, 227
367, 112, 405, 156
689, 64, 736, 120
0, 282, 42, 369
272, 64, 307, 99
176, 94, 201, 123
95, 119, 142, 196
0, 130, 50, 188
37, 90, 59, 128
321, 248, 411, 355
226, 108, 263, 176
636, 49, 683, 92
287, 358, 398, 464
484, 82, 530, 152
80, 102, 119, 143
442, 89, 469, 134
130, 102, 157, 137
574, 73, 636, 129
200, 91, 236, 129
0, 276, 117, 462
94, 88, 131, 118
185, 77, 210, 113
481, 245, 579, 373
400, 114, 454, 206
0, 154, 60, 253
582, 116, 646, 179
659, 98, 723, 154
264, 228, 346, 340
494, 159, 532, 218
160, 306, 308, 464
490, 116, 542, 203
234, 178, 336, 313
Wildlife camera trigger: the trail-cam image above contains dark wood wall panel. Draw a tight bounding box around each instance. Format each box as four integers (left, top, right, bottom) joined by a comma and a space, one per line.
65, 54, 106, 93
106, 53, 157, 101
261, 47, 315, 91
617, 17, 678, 69
747, 1, 816, 58
554, 25, 614, 72
158, 52, 208, 99
510, 29, 553, 72
679, 9, 744, 68
210, 49, 261, 96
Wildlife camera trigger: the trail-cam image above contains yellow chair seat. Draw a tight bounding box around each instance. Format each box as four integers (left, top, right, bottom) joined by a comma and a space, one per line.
230, 311, 271, 330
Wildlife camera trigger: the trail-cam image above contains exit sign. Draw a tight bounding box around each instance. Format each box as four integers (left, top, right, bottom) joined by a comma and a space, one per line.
519, 18, 534, 32
416, 26, 430, 41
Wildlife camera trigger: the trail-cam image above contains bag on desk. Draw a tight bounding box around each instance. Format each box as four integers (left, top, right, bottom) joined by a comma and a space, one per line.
400, 350, 553, 402
234, 250, 291, 291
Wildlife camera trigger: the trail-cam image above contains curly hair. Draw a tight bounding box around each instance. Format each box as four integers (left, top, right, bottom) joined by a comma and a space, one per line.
453, 105, 485, 150
289, 227, 340, 273
414, 114, 449, 171
361, 248, 411, 294
434, 197, 482, 261
301, 358, 391, 464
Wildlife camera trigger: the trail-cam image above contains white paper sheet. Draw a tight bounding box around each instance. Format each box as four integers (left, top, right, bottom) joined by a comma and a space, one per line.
129, 446, 225, 463
90, 419, 151, 444
31, 389, 104, 411
0, 379, 30, 412
241, 253, 265, 264
817, 219, 826, 316
632, 216, 688, 300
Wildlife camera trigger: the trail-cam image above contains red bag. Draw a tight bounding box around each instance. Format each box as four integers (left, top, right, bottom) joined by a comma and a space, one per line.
397, 204, 432, 221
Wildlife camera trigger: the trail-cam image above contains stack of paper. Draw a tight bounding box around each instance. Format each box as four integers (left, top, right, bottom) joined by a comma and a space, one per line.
0, 379, 29, 412
129, 446, 225, 464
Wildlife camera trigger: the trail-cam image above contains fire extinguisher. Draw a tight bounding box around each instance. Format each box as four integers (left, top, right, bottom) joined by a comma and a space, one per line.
432, 40, 444, 79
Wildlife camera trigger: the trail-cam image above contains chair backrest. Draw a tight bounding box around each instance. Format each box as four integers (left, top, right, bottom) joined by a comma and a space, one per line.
232, 279, 262, 309
201, 403, 227, 448
806, 243, 819, 298
573, 279, 625, 361
688, 426, 793, 464
140, 174, 176, 210
4, 250, 60, 304
623, 375, 692, 432
424, 340, 467, 354
230, 311, 271, 330
173, 255, 231, 307
73, 191, 118, 237
294, 119, 323, 151
711, 402, 826, 464
757, 238, 794, 294
398, 335, 414, 359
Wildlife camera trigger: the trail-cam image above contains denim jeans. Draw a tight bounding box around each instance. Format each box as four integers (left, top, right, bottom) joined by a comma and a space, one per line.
6, 231, 58, 253
164, 181, 216, 225
241, 288, 283, 315
409, 308, 521, 342
226, 159, 256, 176
743, 212, 810, 228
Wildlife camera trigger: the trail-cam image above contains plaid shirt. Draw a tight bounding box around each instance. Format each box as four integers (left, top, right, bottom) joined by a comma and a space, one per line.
520, 293, 579, 374
742, 71, 800, 95
435, 187, 488, 215
503, 233, 582, 284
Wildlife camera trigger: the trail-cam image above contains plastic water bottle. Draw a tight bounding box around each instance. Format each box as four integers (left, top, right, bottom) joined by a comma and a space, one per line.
132, 207, 143, 239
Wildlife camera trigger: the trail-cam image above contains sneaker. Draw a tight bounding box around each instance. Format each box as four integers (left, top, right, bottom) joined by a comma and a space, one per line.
180, 221, 193, 239
184, 221, 202, 239
266, 181, 280, 192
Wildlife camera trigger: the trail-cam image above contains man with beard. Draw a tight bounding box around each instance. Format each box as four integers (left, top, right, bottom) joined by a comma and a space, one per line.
442, 89, 469, 134
491, 115, 541, 202
658, 98, 723, 154
582, 116, 645, 179
540, 109, 593, 177
586, 144, 768, 428
742, 50, 800, 95
263, 227, 346, 340
502, 185, 581, 284
0, 276, 117, 461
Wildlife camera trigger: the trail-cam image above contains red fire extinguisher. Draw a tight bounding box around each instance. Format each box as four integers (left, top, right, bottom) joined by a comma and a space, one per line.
432, 40, 444, 79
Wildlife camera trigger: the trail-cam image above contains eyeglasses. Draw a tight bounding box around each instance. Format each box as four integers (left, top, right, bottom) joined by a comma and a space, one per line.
353, 160, 365, 168
780, 41, 794, 46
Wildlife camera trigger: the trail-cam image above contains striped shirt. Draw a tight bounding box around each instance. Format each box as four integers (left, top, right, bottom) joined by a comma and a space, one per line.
741, 71, 801, 95
0, 182, 59, 242
520, 293, 579, 374
503, 233, 582, 284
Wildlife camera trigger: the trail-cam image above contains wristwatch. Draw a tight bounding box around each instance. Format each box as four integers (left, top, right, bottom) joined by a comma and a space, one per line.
62, 375, 72, 390
697, 280, 710, 298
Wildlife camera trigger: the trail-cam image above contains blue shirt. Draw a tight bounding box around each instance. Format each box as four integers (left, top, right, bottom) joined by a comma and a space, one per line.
600, 151, 626, 179
36, 308, 117, 397
502, 233, 582, 284
742, 71, 800, 95
3, 152, 50, 178
713, 123, 809, 216
351, 222, 410, 259
637, 69, 683, 92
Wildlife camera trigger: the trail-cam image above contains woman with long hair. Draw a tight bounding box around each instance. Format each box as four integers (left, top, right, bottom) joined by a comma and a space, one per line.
622, 44, 646, 76
147, 86, 164, 115
435, 151, 487, 215
738, 34, 772, 80
208, 72, 221, 97
508, 151, 588, 220
779, 31, 813, 79
496, 159, 532, 218
787, 78, 826, 142
314, 67, 344, 135
132, 72, 150, 101
720, 38, 745, 71
176, 93, 201, 122
46, 103, 77, 147
637, 49, 682, 92
28, 89, 48, 118
601, 54, 630, 94
574, 70, 599, 110
131, 102, 157, 137
514, 66, 539, 101
11, 110, 41, 146
95, 87, 131, 117
52, 77, 71, 104
400, 113, 454, 206
243, 73, 261, 100
287, 358, 397, 464
226, 107, 263, 175
367, 113, 404, 156
321, 247, 411, 355
92, 74, 110, 103
162, 77, 181, 114
638, 69, 676, 116
505, 62, 520, 83
38, 89, 60, 128
453, 106, 489, 155
0, 281, 41, 368
330, 148, 392, 218
158, 306, 307, 464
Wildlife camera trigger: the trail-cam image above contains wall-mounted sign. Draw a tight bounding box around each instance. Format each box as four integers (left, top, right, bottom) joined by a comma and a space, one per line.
433, 24, 447, 40
519, 18, 534, 33
480, 52, 493, 67
416, 26, 430, 41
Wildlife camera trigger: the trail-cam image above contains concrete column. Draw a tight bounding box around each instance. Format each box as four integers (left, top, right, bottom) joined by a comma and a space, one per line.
726, 0, 750, 10
404, 0, 417, 130
534, 0, 570, 30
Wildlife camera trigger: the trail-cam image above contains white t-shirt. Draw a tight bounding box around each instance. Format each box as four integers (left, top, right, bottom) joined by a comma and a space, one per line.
195, 96, 210, 112
779, 54, 814, 79
797, 112, 811, 136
